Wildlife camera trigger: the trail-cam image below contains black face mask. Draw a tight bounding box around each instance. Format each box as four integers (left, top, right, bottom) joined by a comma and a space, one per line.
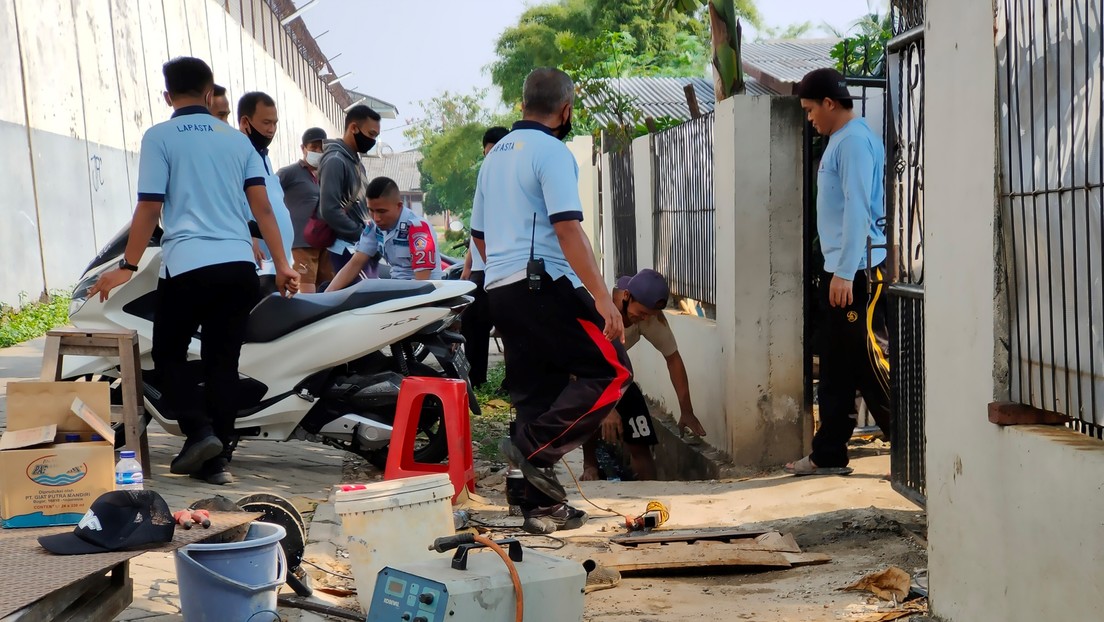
553, 113, 572, 141
246, 121, 273, 151
353, 130, 376, 154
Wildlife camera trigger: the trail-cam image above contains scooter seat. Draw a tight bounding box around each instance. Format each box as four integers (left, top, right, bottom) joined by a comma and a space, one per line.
244, 279, 436, 343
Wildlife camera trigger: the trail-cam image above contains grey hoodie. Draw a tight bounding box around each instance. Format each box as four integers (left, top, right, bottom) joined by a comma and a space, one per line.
317, 138, 368, 243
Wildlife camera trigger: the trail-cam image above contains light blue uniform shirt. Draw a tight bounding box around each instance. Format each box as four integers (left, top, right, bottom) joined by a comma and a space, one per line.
137, 106, 267, 278
469, 238, 485, 271
470, 121, 584, 288
817, 117, 887, 281
355, 208, 444, 279
250, 151, 294, 264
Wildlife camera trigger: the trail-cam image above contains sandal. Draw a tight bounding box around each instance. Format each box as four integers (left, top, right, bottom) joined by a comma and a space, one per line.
784, 455, 854, 476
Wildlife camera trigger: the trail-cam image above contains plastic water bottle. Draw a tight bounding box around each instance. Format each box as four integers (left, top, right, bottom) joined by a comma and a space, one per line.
115, 451, 144, 491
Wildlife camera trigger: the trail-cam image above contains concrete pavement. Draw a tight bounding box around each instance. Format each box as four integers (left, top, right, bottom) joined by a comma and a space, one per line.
0, 339, 353, 621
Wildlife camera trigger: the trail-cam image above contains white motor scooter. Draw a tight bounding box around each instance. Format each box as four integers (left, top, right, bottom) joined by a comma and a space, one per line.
66, 226, 478, 467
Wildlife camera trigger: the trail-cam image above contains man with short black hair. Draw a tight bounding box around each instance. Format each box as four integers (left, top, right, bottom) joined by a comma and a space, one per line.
319, 105, 382, 275
90, 57, 297, 485
237, 92, 294, 280
786, 67, 893, 476
210, 84, 231, 123
327, 176, 442, 290
472, 68, 631, 534
461, 125, 510, 387
278, 127, 329, 293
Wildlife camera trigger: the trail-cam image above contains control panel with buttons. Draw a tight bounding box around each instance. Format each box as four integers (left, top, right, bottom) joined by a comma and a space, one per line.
367, 570, 448, 622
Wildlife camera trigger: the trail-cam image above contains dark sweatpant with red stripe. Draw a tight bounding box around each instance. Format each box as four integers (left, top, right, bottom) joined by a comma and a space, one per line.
489, 274, 632, 504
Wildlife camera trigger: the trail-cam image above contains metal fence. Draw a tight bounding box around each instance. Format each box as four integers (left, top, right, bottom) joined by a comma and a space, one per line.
885, 0, 927, 504
608, 148, 638, 278
652, 112, 716, 305
997, 0, 1104, 437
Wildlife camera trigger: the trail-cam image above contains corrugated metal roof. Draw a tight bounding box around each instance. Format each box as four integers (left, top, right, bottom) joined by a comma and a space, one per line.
361, 150, 422, 193
586, 76, 771, 125
742, 39, 841, 85
345, 90, 400, 119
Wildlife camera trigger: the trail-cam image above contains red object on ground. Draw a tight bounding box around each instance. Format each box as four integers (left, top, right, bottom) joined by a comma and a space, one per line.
384, 376, 475, 504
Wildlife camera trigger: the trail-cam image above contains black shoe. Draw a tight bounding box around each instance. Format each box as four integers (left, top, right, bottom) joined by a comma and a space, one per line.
498, 438, 567, 502
190, 458, 234, 485
170, 436, 224, 475
521, 503, 588, 534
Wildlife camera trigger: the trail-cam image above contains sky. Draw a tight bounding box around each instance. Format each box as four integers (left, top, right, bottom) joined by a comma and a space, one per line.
300, 0, 880, 151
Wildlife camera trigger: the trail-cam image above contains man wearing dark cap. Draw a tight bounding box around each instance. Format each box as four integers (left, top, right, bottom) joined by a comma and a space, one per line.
278, 127, 331, 292
787, 67, 893, 475
581, 269, 707, 481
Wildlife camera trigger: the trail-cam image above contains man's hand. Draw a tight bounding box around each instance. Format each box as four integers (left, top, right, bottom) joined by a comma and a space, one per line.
829, 275, 854, 308
275, 264, 300, 298
597, 297, 625, 342
600, 412, 622, 443
89, 269, 133, 302
678, 410, 707, 437
252, 239, 266, 267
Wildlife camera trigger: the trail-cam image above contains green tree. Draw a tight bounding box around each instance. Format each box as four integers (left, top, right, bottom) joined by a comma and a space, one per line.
490, 0, 713, 106
557, 30, 687, 146
405, 90, 516, 221
653, 0, 762, 100
826, 1, 892, 77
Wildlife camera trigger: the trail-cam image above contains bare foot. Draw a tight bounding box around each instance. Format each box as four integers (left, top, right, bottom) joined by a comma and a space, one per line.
580, 466, 601, 481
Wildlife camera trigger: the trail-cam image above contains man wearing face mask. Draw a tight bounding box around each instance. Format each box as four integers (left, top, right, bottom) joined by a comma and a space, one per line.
471, 68, 630, 534
278, 127, 330, 293
319, 105, 381, 275
237, 92, 294, 278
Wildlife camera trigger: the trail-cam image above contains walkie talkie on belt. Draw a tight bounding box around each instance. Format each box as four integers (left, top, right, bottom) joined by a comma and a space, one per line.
527, 213, 545, 291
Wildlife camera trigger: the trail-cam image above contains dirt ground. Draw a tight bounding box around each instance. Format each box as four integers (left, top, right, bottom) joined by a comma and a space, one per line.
333, 442, 927, 622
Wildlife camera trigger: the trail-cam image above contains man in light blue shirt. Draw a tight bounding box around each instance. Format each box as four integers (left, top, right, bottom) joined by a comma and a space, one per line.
786, 68, 893, 476
90, 57, 298, 486
327, 177, 443, 290
236, 91, 294, 275
471, 68, 631, 535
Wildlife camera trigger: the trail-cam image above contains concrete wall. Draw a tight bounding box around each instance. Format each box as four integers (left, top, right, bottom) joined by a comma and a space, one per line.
0, 0, 344, 305
586, 97, 807, 466
925, 0, 1104, 619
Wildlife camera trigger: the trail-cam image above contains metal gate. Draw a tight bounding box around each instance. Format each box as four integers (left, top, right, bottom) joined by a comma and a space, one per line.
885, 0, 926, 505
609, 148, 637, 278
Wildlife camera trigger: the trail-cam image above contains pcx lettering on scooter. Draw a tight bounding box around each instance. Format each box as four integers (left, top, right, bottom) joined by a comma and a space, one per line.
380, 316, 421, 331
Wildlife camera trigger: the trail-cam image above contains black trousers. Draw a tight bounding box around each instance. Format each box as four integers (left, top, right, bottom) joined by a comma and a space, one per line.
460, 270, 492, 387
811, 266, 894, 467
490, 275, 632, 499
152, 262, 259, 450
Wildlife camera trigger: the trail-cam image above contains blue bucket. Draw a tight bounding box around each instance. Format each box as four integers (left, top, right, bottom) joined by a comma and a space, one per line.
175, 521, 287, 622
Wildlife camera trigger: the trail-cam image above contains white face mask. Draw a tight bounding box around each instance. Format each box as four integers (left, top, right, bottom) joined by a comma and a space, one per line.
305, 151, 323, 169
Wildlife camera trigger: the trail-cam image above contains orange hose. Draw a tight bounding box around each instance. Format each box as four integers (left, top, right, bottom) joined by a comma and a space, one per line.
474, 535, 524, 622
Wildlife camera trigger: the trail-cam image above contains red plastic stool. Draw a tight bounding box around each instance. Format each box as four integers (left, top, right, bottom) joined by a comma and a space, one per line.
384, 376, 475, 504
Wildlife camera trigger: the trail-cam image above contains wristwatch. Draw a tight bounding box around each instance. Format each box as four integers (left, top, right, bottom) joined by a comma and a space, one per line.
118, 258, 139, 272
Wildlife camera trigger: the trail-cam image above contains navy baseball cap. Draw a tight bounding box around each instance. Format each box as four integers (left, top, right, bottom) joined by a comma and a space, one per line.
794, 68, 857, 102
301, 127, 327, 145
617, 269, 670, 309
39, 490, 175, 555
